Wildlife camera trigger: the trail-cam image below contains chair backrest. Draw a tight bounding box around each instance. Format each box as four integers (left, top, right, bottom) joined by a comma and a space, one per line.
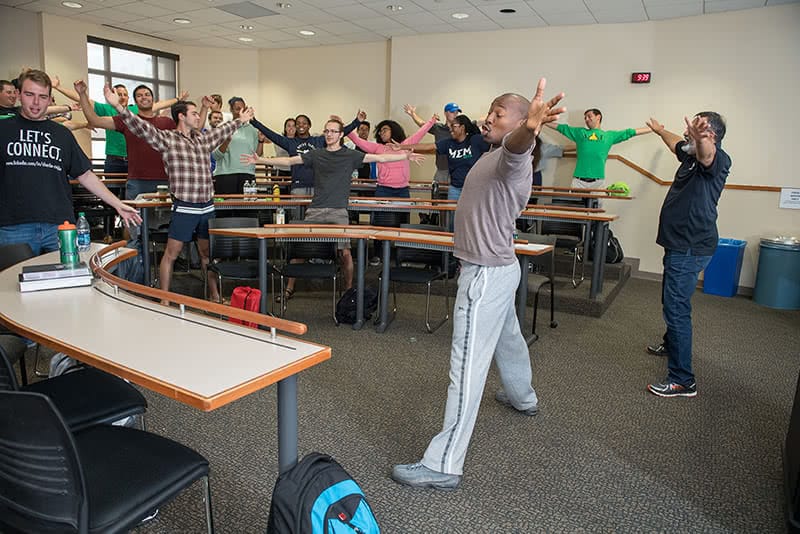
0, 342, 21, 391
396, 223, 449, 268
287, 240, 338, 261
208, 217, 259, 261
373, 210, 406, 228
0, 243, 35, 272
0, 390, 88, 533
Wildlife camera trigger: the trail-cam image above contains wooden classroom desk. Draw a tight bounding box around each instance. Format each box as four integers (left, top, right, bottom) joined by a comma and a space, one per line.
0, 244, 331, 474
208, 225, 375, 330
370, 228, 553, 342
519, 208, 619, 299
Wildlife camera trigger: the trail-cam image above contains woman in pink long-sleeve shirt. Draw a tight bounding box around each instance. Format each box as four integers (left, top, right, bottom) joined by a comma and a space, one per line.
347, 115, 436, 198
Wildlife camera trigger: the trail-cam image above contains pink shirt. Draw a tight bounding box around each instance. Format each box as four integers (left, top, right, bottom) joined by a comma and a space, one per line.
347, 118, 435, 189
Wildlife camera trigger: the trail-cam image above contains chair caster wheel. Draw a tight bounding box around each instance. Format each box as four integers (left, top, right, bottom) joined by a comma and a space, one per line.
550, 321, 558, 328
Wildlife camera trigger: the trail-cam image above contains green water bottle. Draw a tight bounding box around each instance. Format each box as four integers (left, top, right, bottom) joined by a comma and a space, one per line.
58, 220, 79, 265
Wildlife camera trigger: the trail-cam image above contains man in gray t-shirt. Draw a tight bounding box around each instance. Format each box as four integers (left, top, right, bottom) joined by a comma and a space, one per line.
392, 79, 566, 490
246, 118, 422, 294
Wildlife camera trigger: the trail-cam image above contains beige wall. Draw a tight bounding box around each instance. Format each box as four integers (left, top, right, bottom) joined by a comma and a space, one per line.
258, 42, 388, 140
7, 3, 799, 288
0, 7, 42, 81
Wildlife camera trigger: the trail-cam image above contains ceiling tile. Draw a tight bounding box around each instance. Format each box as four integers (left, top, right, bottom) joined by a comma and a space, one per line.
123, 18, 178, 33
765, 0, 800, 4
390, 11, 440, 25
77, 8, 146, 23
115, 2, 175, 17
182, 7, 247, 23
475, 0, 538, 18
412, 22, 458, 33
353, 15, 406, 30
321, 3, 383, 18
538, 10, 597, 25
448, 19, 502, 31
275, 9, 344, 24
373, 26, 419, 37
283, 0, 357, 7
245, 14, 306, 27
331, 32, 386, 43
142, 0, 205, 12
584, 0, 644, 9
526, 0, 590, 14
591, 6, 648, 23
361, 0, 427, 16
314, 20, 367, 34
411, 0, 473, 7
645, 2, 702, 19
704, 0, 765, 12
494, 14, 547, 28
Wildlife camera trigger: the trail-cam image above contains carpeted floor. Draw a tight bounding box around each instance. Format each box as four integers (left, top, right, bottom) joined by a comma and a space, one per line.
30, 275, 800, 533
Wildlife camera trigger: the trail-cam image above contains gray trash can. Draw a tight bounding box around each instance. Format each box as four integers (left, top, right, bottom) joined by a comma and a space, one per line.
753, 236, 800, 310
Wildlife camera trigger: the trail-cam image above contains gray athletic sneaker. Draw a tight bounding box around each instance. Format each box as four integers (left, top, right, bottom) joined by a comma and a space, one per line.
495, 390, 539, 416
391, 462, 461, 490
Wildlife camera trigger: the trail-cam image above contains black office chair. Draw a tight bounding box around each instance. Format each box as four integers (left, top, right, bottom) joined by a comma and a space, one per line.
518, 233, 558, 341
0, 242, 37, 383
280, 241, 340, 322
0, 343, 147, 432
538, 199, 586, 288
0, 390, 213, 534
377, 224, 450, 333
207, 217, 278, 306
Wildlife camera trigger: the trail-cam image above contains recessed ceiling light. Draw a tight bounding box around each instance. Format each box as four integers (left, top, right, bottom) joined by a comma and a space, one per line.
61, 1, 83, 8
298, 29, 315, 36
238, 36, 254, 42
173, 18, 191, 24
386, 4, 403, 11
276, 2, 291, 8
239, 24, 254, 30
451, 12, 469, 20
499, 8, 516, 14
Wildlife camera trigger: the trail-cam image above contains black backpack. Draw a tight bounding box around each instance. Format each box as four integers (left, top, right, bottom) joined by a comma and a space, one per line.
589, 229, 624, 264
267, 452, 381, 534
335, 287, 378, 324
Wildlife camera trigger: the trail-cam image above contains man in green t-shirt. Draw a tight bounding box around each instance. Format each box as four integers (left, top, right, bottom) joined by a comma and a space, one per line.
51, 76, 185, 173
546, 108, 649, 189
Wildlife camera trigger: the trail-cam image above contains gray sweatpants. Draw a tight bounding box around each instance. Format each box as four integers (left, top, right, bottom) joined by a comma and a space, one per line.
422, 260, 538, 475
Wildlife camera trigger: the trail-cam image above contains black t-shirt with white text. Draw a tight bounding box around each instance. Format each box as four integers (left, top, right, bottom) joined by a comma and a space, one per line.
0, 114, 91, 226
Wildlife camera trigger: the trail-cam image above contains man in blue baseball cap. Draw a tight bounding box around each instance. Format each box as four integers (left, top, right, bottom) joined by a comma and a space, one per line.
444, 102, 461, 114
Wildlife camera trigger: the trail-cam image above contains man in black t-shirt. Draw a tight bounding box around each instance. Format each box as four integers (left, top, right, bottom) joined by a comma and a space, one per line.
644, 112, 731, 398
0, 70, 140, 255
244, 118, 422, 296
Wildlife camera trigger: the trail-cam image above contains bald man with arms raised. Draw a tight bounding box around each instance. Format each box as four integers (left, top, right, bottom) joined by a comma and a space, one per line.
392, 79, 566, 491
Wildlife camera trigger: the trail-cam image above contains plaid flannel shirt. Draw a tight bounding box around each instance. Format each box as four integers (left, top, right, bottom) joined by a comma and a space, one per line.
119, 108, 241, 203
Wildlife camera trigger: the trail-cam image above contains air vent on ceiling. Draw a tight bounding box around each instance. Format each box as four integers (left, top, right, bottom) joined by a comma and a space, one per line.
102, 24, 172, 41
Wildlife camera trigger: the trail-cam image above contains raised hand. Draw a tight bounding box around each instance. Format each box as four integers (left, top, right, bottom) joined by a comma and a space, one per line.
387, 141, 403, 151
69, 102, 82, 112
432, 113, 440, 122
179, 89, 190, 101
240, 152, 260, 166
684, 115, 714, 142
73, 79, 88, 95
525, 78, 566, 135
408, 152, 425, 165
201, 95, 215, 108
646, 117, 664, 133
52, 75, 61, 89
357, 109, 367, 122
403, 104, 416, 116
103, 83, 121, 109
238, 106, 254, 124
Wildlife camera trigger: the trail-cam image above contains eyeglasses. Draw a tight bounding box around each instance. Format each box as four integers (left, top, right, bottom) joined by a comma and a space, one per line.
323, 129, 341, 134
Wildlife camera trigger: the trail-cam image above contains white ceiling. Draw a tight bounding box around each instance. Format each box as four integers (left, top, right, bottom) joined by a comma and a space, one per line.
3, 0, 796, 49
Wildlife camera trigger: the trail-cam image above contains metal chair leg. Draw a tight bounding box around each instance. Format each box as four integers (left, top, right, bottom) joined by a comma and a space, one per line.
202, 476, 215, 534
424, 277, 449, 333
32, 344, 48, 378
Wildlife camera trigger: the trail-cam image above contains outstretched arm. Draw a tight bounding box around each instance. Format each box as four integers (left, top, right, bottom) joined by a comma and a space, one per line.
364, 151, 425, 165
404, 115, 438, 144
241, 153, 303, 167
152, 89, 188, 113
684, 115, 717, 167
403, 104, 426, 127
75, 80, 116, 130
51, 75, 87, 105
505, 78, 566, 154
634, 126, 652, 136
388, 141, 436, 154
75, 169, 142, 228
342, 110, 365, 136
646, 117, 682, 155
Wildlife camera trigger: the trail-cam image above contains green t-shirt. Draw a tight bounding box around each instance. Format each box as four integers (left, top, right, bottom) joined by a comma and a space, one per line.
556, 124, 636, 179
94, 102, 138, 157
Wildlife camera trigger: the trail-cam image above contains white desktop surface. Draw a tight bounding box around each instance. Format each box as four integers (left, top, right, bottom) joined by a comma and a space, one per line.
0, 246, 329, 410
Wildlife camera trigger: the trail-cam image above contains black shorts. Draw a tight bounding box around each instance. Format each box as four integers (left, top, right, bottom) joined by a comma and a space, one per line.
169, 199, 215, 242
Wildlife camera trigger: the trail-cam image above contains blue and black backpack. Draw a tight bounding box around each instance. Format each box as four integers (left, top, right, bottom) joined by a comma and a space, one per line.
267, 452, 380, 534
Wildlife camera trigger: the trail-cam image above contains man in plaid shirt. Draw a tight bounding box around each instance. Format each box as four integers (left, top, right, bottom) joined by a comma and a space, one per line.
104, 84, 254, 301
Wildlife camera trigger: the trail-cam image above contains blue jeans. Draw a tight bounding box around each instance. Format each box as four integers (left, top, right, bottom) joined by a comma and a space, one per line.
104, 156, 128, 174
0, 223, 59, 255
447, 185, 462, 202
375, 185, 409, 198
661, 249, 712, 385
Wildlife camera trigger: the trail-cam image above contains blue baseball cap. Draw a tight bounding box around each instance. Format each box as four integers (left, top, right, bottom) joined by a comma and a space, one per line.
444, 102, 461, 113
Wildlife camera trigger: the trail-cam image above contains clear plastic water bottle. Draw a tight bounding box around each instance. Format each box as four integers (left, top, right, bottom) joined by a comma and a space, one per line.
275, 207, 285, 224
76, 212, 91, 254
243, 179, 253, 200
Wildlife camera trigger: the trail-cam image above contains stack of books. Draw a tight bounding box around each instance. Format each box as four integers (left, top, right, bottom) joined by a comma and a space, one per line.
18, 262, 93, 292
